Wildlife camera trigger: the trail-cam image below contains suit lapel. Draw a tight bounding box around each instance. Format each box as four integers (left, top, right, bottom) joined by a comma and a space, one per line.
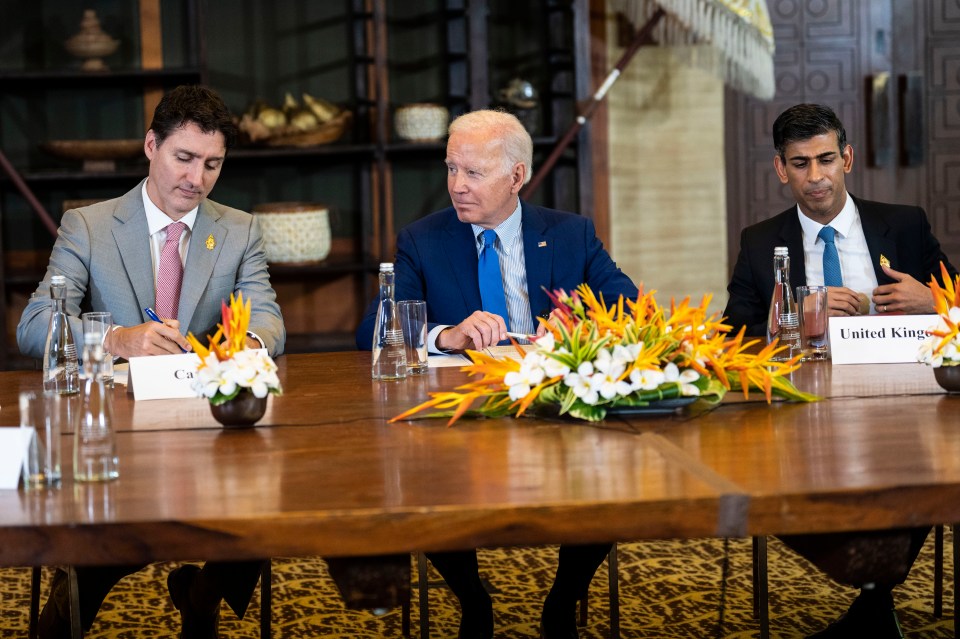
854, 196, 896, 284
521, 202, 552, 319
112, 183, 155, 314
777, 209, 807, 289
179, 201, 226, 326
443, 212, 482, 313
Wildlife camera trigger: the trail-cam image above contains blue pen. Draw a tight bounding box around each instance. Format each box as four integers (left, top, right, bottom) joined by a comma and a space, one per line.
144, 307, 187, 352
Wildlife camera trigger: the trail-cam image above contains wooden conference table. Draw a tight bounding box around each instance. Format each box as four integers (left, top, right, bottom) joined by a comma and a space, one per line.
1, 351, 960, 570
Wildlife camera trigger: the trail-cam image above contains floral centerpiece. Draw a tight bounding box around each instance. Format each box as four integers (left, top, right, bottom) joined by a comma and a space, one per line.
391, 285, 817, 425
187, 293, 282, 420
917, 263, 960, 369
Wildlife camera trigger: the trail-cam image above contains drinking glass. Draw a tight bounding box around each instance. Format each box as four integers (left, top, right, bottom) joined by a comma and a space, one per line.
81, 311, 114, 387
398, 300, 428, 374
19, 391, 63, 488
796, 285, 829, 360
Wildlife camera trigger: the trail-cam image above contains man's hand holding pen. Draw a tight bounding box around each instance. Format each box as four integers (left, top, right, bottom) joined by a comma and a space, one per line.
104, 308, 192, 358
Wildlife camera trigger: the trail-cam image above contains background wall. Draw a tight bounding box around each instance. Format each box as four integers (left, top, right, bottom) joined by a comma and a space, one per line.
606, 34, 729, 313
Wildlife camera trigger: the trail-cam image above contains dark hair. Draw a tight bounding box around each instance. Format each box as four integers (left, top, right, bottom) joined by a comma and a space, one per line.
772, 103, 847, 159
149, 85, 238, 151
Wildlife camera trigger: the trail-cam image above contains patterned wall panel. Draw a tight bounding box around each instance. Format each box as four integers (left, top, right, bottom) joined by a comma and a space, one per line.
927, 1, 960, 259
727, 0, 960, 269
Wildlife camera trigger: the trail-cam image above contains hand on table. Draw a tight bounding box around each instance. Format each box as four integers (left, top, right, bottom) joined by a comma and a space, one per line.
825, 286, 868, 317
872, 265, 935, 315
106, 319, 191, 358
437, 311, 507, 352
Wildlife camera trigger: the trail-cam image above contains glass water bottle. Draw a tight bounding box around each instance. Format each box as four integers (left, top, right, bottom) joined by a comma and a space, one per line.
74, 334, 119, 482
43, 275, 79, 395
371, 263, 407, 380
767, 246, 800, 361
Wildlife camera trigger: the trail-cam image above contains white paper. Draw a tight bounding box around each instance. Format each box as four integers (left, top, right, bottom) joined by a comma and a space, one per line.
829, 314, 936, 365
0, 428, 32, 490
428, 345, 532, 368
128, 352, 202, 400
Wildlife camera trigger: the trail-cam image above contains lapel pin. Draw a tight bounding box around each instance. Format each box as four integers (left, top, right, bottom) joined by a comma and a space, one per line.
879, 254, 890, 268
538, 241, 547, 247
205, 234, 216, 250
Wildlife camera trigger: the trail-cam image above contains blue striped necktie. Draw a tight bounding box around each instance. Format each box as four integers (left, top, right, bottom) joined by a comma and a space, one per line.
478, 229, 510, 331
818, 225, 843, 287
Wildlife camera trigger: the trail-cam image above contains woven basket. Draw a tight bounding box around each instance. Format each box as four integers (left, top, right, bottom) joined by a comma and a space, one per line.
263, 111, 352, 148
252, 202, 332, 264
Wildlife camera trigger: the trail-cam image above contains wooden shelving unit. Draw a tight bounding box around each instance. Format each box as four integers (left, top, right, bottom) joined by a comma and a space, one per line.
0, 0, 593, 369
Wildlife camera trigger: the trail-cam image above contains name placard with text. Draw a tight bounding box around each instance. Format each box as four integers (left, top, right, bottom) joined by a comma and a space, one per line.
128, 352, 202, 400
828, 314, 936, 365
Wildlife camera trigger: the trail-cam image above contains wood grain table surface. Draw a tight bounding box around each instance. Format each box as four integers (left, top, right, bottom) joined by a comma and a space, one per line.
0, 352, 956, 568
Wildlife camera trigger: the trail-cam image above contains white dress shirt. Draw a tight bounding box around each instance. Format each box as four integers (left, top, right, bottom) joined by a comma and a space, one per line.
797, 192, 879, 313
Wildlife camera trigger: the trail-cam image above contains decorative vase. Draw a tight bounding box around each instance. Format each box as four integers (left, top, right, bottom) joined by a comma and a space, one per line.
209, 391, 268, 428
934, 365, 960, 393
64, 10, 120, 71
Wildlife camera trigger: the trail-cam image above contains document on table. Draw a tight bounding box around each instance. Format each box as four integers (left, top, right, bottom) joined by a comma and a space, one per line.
428, 344, 532, 367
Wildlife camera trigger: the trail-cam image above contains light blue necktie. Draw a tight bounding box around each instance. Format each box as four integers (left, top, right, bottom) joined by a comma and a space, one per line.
478, 229, 510, 332
818, 225, 843, 287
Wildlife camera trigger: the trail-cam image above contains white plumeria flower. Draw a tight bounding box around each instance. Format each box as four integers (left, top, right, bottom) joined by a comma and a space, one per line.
623, 343, 643, 362
663, 362, 701, 395
542, 354, 571, 379
593, 348, 626, 379
504, 354, 546, 401
533, 332, 556, 353
563, 369, 599, 404
630, 368, 665, 391
192, 349, 282, 400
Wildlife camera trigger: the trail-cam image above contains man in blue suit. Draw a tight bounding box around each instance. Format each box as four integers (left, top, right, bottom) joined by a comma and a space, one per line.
357, 109, 637, 639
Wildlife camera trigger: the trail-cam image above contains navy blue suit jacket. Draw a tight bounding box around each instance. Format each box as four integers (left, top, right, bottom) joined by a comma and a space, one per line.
356, 201, 637, 349
723, 195, 958, 337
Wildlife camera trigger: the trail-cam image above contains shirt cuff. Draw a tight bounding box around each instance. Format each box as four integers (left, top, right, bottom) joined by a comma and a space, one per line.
428, 324, 452, 354
246, 331, 265, 349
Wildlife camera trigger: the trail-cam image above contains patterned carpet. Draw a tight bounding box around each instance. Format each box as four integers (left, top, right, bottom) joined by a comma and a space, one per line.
0, 533, 954, 638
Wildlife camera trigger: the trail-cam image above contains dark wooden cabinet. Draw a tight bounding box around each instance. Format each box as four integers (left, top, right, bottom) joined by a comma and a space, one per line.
0, 0, 594, 369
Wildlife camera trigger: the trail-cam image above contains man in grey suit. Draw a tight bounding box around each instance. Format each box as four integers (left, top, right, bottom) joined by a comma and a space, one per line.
21, 85, 284, 639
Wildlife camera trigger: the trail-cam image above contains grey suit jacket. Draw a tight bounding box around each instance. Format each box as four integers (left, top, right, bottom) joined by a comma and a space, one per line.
17, 180, 285, 358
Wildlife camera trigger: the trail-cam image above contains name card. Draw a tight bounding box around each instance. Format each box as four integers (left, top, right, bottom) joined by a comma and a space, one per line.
829, 314, 936, 365
0, 428, 32, 490
128, 352, 202, 400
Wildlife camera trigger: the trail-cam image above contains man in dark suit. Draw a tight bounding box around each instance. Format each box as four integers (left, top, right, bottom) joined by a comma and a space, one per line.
724, 103, 957, 639
356, 109, 637, 639
25, 85, 282, 639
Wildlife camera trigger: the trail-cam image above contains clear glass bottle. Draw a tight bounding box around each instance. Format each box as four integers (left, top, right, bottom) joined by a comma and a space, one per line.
43, 275, 79, 395
371, 262, 407, 381
74, 333, 118, 482
767, 246, 800, 361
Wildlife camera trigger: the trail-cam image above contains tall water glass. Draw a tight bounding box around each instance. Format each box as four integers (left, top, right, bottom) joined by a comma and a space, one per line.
81, 311, 114, 387
19, 391, 63, 488
796, 285, 829, 360
398, 300, 428, 374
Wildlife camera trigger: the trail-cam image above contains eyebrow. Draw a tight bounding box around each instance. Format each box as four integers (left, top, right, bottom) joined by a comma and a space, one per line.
788, 151, 837, 162
176, 148, 225, 163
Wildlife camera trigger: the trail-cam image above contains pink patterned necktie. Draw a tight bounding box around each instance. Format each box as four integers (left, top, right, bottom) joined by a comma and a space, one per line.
155, 221, 186, 320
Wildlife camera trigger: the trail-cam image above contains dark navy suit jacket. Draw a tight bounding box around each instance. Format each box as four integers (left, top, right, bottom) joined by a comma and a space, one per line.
723, 195, 958, 337
356, 200, 637, 349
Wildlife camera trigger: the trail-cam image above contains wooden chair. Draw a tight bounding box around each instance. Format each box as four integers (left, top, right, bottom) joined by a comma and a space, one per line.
403, 545, 620, 639
751, 526, 953, 639
29, 562, 272, 638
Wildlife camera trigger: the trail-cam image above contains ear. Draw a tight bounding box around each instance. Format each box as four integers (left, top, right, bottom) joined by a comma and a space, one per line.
773, 154, 789, 184
509, 162, 526, 194
842, 144, 854, 174
144, 130, 158, 161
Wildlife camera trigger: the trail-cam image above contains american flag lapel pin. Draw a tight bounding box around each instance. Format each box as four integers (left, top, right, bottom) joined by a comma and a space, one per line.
538, 241, 547, 247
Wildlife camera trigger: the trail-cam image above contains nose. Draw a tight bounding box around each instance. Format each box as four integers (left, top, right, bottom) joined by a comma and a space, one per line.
185, 161, 204, 186
449, 172, 467, 193
808, 160, 824, 182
